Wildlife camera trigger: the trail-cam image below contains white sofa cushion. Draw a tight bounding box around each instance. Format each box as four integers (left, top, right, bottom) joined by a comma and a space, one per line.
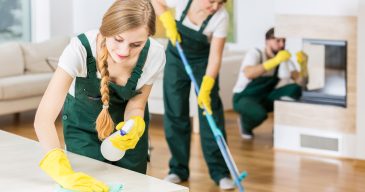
21, 36, 70, 73
0, 73, 53, 100
46, 57, 59, 71
0, 42, 24, 78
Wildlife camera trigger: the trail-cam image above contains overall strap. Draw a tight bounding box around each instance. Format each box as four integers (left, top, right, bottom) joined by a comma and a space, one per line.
256, 48, 279, 76
199, 14, 213, 33
180, 0, 193, 22
255, 48, 263, 64
77, 34, 97, 78
125, 39, 151, 89
180, 0, 214, 33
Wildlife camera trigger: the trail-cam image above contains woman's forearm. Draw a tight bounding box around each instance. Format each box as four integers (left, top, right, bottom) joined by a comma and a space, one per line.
151, 0, 168, 15
205, 60, 221, 79
205, 37, 226, 78
124, 85, 152, 120
34, 67, 73, 152
124, 108, 145, 121
34, 121, 62, 151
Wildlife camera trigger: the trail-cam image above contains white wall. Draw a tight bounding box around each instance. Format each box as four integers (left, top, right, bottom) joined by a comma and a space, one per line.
219, 0, 358, 51
72, 0, 114, 34
50, 0, 73, 36
47, 0, 276, 51
357, 0, 365, 160
228, 0, 275, 51
275, 0, 358, 16
274, 0, 359, 63
31, 0, 50, 42
48, 0, 114, 38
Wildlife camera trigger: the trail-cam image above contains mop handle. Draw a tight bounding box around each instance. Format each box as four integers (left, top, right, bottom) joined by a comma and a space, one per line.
175, 42, 247, 191
175, 43, 199, 94
175, 43, 222, 136
175, 41, 242, 166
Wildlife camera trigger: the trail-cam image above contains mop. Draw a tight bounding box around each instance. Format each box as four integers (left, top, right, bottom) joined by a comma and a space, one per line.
175, 42, 247, 192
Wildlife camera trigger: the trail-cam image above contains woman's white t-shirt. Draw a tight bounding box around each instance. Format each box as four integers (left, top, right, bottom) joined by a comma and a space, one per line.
165, 0, 229, 39
58, 30, 166, 96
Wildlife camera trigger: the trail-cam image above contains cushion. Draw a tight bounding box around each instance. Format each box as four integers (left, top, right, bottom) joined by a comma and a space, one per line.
0, 42, 24, 78
21, 36, 70, 73
0, 73, 53, 100
46, 57, 59, 71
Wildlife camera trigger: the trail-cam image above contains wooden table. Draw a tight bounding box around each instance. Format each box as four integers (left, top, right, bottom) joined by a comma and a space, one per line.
0, 130, 188, 192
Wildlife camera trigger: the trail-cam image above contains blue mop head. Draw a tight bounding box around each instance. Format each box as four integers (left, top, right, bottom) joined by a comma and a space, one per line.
54, 183, 123, 192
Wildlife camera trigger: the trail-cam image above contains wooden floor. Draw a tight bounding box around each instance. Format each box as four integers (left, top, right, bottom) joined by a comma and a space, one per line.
1, 110, 365, 192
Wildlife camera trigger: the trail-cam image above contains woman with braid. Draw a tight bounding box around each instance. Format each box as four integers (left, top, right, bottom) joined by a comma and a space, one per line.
34, 0, 165, 191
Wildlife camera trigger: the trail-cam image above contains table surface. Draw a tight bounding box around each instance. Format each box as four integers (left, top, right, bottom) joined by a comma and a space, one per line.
0, 130, 188, 192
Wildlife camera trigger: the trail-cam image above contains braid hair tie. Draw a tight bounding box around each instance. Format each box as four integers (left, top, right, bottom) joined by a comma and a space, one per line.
102, 104, 109, 109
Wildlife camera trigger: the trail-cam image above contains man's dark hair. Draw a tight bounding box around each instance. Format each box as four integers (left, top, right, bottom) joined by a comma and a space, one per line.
265, 27, 275, 40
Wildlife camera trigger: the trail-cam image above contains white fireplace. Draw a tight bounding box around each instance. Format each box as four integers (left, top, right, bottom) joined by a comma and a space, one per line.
273, 0, 361, 159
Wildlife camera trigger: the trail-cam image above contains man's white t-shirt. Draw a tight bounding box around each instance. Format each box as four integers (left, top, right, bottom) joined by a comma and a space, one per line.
58, 30, 166, 96
165, 0, 229, 39
232, 48, 297, 93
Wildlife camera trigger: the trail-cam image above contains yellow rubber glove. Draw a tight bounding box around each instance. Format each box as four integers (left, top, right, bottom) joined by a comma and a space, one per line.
296, 51, 308, 77
198, 75, 215, 115
159, 11, 181, 46
39, 148, 109, 192
263, 50, 291, 71
110, 116, 145, 151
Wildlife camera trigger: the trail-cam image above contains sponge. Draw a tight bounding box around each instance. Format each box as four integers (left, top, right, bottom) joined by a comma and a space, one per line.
54, 183, 123, 192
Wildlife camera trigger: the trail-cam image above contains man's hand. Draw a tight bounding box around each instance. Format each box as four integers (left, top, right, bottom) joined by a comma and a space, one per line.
263, 50, 291, 71
296, 51, 308, 77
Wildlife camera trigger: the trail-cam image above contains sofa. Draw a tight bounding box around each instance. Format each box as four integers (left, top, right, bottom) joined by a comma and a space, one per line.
0, 37, 70, 116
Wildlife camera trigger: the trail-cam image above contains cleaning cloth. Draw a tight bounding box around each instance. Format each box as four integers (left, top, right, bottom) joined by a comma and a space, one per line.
54, 183, 123, 192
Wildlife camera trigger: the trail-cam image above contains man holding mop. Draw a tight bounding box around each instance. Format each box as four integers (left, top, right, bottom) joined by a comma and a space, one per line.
151, 0, 234, 190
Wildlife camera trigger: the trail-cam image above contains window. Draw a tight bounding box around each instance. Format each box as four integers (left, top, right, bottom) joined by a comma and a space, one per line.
225, 0, 235, 43
0, 0, 31, 42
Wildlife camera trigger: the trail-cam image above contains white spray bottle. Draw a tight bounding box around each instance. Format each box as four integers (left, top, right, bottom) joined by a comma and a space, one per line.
100, 119, 134, 161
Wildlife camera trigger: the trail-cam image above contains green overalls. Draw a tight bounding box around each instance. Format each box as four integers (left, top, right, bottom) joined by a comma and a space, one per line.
163, 0, 229, 184
233, 50, 302, 134
62, 34, 150, 174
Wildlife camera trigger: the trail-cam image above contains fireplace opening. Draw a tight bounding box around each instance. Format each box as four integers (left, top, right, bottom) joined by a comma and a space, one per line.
299, 39, 347, 107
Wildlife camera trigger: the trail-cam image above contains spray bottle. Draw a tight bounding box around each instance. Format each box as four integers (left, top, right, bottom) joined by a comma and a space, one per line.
100, 119, 134, 161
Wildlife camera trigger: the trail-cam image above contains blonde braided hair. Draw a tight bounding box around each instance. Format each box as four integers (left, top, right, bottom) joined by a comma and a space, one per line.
96, 38, 114, 140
